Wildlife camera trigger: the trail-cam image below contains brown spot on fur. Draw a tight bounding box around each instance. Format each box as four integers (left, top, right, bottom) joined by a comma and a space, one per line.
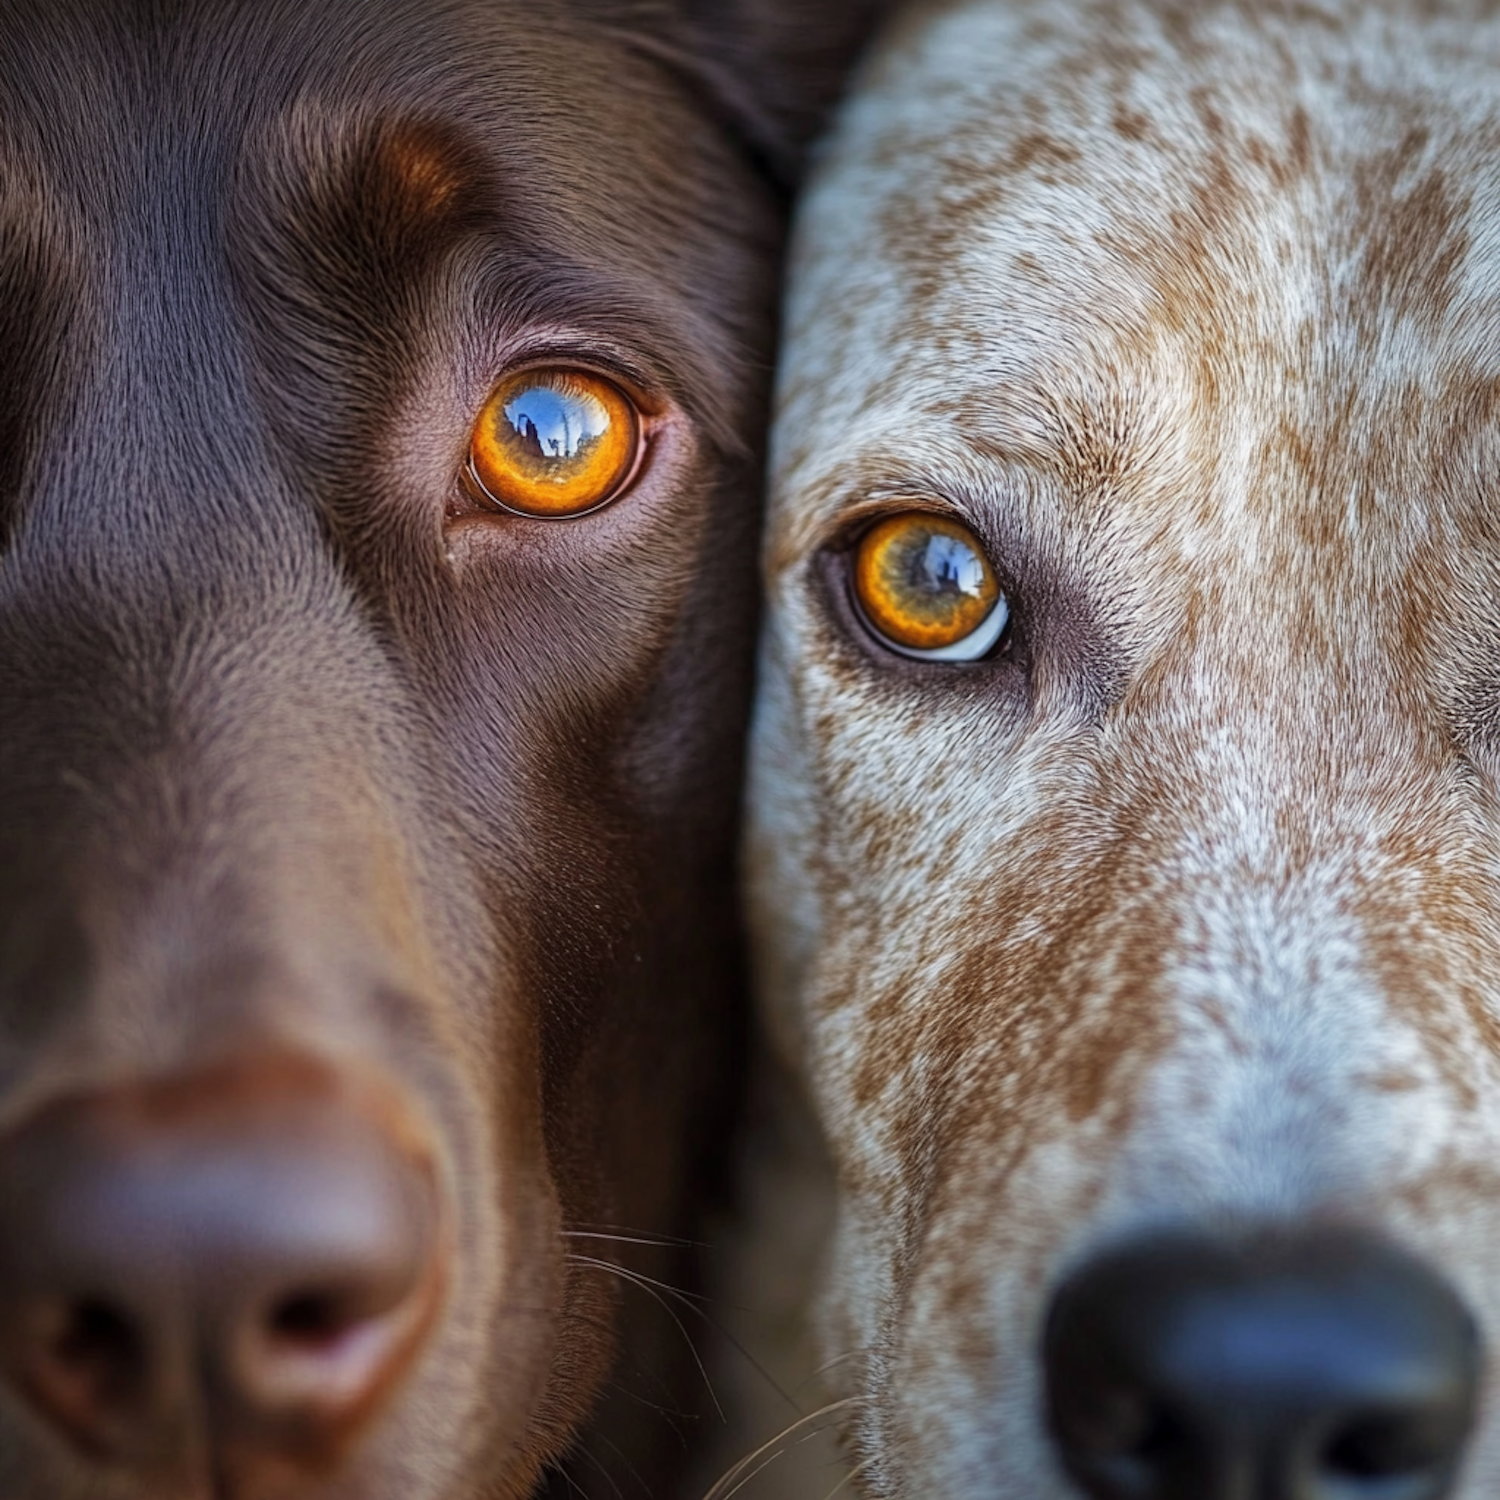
1391, 1158, 1500, 1223
374, 124, 467, 220
1014, 249, 1049, 282
1352, 157, 1469, 330
1008, 130, 1082, 178
1367, 1070, 1423, 1094
1287, 104, 1313, 177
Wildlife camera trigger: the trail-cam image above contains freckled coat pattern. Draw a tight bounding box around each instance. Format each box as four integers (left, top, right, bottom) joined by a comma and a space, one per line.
747, 1, 1500, 1494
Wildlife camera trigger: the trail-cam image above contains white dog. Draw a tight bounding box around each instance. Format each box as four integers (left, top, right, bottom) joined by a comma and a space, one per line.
743, 1, 1500, 1495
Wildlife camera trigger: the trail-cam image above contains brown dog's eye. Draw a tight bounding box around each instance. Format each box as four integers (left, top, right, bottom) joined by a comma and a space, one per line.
467, 368, 641, 518
852, 512, 1008, 661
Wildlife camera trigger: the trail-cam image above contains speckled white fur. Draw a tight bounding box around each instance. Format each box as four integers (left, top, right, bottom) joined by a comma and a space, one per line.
744, 1, 1500, 1494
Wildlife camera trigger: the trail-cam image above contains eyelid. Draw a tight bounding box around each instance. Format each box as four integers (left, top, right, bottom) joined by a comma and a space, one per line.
474, 338, 672, 418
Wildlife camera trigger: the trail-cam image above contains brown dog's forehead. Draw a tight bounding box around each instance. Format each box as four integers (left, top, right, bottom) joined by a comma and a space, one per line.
0, 0, 771, 785
0, 0, 766, 382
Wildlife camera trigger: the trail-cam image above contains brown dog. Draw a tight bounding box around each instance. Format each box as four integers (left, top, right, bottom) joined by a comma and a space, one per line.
0, 2, 876, 1497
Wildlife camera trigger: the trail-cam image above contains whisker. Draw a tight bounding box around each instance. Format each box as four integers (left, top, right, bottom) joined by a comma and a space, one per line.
588, 1425, 655, 1496
579, 1253, 803, 1415
808, 1348, 870, 1382
823, 1454, 876, 1500
570, 1439, 627, 1500
567, 1253, 724, 1420
544, 1459, 591, 1500
551, 1276, 717, 1449
563, 1229, 705, 1251
548, 1301, 689, 1420
564, 1222, 702, 1249
597, 1371, 694, 1422
699, 1396, 867, 1500
579, 1256, 712, 1306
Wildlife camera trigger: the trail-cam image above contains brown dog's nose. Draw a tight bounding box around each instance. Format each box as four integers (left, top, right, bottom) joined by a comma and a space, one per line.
0, 1056, 446, 1485
1043, 1228, 1480, 1500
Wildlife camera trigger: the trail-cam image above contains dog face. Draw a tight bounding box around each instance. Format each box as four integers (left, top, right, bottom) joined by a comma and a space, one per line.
750, 1, 1500, 1494
0, 0, 880, 1495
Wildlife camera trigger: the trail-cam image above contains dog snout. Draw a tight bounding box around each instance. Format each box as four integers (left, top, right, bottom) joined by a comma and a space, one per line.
0, 1053, 447, 1488
1042, 1229, 1481, 1500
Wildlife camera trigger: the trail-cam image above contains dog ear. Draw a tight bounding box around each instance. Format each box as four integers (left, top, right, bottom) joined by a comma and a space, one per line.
639, 0, 892, 191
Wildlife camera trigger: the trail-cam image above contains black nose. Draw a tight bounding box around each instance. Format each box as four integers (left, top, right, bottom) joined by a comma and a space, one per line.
1042, 1229, 1481, 1500
0, 1054, 447, 1486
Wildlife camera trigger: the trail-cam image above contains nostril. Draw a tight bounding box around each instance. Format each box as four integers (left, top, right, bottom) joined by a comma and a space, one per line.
256, 1272, 419, 1374
1063, 1383, 1174, 1460
269, 1287, 360, 1346
1321, 1409, 1466, 1493
1073, 1396, 1198, 1500
232, 1265, 438, 1437
1119, 1406, 1190, 1469
15, 1296, 149, 1451
49, 1297, 142, 1377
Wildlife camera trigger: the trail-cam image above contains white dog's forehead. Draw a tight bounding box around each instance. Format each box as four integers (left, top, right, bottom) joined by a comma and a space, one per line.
773, 0, 1500, 575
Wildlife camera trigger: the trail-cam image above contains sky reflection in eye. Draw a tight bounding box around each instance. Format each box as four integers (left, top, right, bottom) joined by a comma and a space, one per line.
913, 531, 990, 599
503, 384, 610, 461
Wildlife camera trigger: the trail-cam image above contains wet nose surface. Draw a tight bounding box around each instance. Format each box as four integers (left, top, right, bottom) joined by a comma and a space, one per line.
0, 1054, 446, 1487
1043, 1229, 1480, 1500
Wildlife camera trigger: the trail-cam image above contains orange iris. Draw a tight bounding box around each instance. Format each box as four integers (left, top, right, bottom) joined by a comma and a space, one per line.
852, 513, 1001, 651
468, 368, 640, 518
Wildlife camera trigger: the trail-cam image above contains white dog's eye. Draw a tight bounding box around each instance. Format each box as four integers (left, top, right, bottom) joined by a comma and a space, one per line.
851, 512, 1009, 661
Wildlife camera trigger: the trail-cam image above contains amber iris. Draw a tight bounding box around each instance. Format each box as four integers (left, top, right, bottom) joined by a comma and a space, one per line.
852, 512, 1002, 652
469, 368, 639, 517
